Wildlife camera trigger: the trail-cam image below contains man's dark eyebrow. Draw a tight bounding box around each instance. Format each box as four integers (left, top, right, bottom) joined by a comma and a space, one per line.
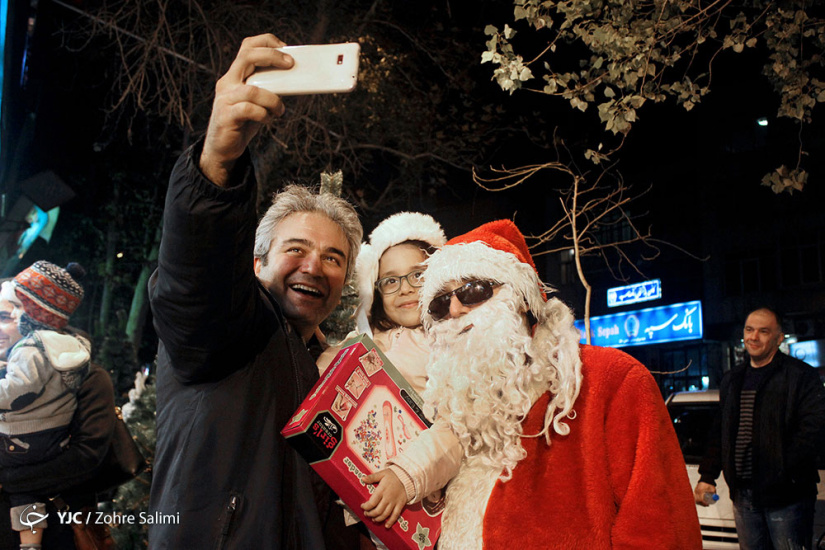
325, 246, 347, 261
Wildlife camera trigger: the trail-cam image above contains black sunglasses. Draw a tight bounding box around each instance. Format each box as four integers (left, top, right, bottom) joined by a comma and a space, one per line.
427, 280, 500, 321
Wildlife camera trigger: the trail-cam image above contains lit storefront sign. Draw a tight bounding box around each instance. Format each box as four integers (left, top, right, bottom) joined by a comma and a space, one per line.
607, 279, 662, 308
575, 300, 703, 348
789, 340, 824, 368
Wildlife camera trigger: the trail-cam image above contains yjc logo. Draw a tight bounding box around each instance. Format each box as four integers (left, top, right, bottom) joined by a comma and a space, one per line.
55, 510, 86, 524
19, 504, 48, 533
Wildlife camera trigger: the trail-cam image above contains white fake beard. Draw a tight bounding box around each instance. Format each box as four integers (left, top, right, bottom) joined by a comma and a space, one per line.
423, 285, 550, 479
437, 454, 500, 550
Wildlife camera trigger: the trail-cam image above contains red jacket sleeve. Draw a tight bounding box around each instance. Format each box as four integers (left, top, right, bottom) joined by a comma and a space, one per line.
603, 353, 702, 549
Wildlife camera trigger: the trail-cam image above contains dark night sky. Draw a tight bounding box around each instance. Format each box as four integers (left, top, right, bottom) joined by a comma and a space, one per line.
14, 1, 824, 240
4, 1, 824, 353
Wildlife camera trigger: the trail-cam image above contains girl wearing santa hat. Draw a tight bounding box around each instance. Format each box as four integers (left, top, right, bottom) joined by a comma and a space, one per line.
316, 212, 455, 549
317, 211, 446, 397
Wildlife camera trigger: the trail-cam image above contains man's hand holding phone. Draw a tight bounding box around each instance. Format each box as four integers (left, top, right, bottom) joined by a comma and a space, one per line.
200, 36, 361, 188
201, 34, 293, 187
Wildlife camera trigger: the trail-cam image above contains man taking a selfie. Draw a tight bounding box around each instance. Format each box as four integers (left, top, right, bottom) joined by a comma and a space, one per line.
148, 34, 363, 549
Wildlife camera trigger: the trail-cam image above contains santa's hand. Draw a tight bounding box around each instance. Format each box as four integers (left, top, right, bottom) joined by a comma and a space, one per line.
361, 469, 407, 528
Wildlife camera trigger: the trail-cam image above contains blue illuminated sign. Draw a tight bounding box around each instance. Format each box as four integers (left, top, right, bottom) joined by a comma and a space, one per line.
789, 340, 824, 368
575, 300, 703, 348
0, 0, 8, 163
607, 279, 662, 308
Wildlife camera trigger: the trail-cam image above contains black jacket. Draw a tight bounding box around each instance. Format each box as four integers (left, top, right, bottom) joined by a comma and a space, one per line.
699, 351, 825, 507
148, 143, 334, 549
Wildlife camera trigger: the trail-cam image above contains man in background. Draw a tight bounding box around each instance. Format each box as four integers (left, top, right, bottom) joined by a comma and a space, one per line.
696, 307, 825, 550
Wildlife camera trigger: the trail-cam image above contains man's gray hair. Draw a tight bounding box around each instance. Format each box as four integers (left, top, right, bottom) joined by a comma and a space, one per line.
254, 184, 363, 280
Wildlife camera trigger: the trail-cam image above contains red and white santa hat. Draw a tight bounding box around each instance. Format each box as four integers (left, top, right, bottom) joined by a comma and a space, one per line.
420, 219, 550, 325
355, 212, 446, 335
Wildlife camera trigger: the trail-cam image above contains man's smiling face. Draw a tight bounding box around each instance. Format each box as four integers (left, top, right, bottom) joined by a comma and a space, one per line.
255, 211, 349, 341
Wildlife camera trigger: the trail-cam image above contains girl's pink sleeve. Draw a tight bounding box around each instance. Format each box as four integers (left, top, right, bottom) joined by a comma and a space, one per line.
388, 419, 463, 503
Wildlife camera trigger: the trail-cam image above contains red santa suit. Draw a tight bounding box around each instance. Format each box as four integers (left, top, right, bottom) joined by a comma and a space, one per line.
482, 345, 701, 549
394, 345, 702, 549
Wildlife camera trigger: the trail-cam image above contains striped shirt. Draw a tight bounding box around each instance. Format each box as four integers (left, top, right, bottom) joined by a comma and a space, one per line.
734, 366, 771, 481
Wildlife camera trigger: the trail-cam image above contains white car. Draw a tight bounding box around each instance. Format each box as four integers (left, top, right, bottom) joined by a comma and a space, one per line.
666, 390, 825, 549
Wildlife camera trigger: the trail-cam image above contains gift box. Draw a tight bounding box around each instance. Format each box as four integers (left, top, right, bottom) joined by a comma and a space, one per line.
282, 334, 442, 550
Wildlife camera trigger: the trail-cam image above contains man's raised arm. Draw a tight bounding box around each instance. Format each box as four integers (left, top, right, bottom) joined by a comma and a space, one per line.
149, 34, 292, 384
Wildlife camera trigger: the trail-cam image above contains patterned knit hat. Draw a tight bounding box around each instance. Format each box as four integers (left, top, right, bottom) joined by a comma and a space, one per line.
420, 219, 549, 325
354, 212, 446, 335
13, 261, 85, 330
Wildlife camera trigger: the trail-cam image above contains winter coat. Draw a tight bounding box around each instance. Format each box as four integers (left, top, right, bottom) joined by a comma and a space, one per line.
148, 142, 339, 549
699, 351, 825, 507
0, 330, 90, 435
0, 363, 116, 548
0, 363, 115, 496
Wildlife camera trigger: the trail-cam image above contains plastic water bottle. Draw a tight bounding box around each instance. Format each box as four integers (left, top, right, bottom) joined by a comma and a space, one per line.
703, 492, 719, 505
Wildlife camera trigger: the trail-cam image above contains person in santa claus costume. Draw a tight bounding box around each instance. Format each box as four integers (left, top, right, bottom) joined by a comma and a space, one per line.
362, 219, 702, 549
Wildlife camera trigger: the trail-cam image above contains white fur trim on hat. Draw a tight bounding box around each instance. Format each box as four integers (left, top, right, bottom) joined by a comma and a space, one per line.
420, 241, 552, 327
354, 212, 446, 335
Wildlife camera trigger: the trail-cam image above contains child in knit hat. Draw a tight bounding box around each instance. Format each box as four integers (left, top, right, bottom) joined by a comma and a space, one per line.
0, 261, 91, 550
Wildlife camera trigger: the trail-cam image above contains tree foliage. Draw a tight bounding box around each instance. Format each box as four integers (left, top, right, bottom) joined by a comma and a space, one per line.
102, 373, 155, 549
474, 141, 706, 340
54, 0, 541, 215
482, 0, 825, 192
36, 0, 548, 359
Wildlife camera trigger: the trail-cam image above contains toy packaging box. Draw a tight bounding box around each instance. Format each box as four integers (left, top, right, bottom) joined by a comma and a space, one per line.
282, 334, 443, 550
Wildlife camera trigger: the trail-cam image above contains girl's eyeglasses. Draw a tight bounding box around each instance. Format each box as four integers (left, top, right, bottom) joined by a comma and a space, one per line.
376, 269, 426, 295
427, 280, 500, 321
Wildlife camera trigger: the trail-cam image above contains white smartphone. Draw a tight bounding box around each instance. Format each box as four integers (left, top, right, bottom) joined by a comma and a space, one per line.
246, 43, 360, 96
